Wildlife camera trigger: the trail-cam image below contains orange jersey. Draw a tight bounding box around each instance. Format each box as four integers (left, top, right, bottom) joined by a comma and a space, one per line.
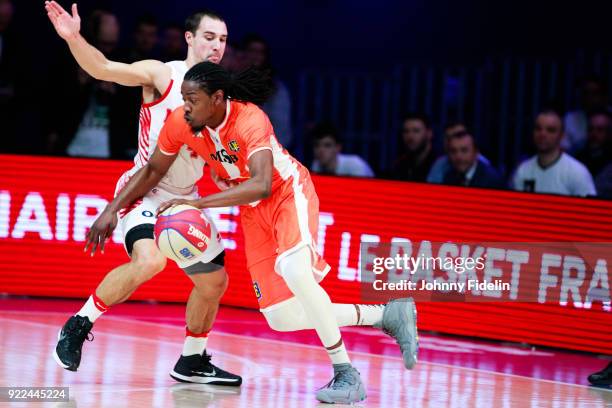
158, 101, 307, 198
159, 100, 330, 310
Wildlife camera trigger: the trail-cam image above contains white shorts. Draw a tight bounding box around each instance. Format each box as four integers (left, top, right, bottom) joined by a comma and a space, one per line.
114, 171, 224, 268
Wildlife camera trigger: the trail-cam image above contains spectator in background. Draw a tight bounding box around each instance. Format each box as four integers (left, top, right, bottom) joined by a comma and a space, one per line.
513, 109, 596, 196
220, 41, 244, 73
595, 163, 612, 198
443, 131, 503, 188
125, 14, 159, 61
46, 9, 120, 158
391, 113, 437, 182
241, 34, 293, 148
427, 121, 492, 183
575, 110, 612, 178
311, 122, 374, 177
563, 76, 610, 153
160, 22, 185, 62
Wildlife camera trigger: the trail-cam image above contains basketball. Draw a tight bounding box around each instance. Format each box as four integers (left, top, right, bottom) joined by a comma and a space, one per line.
154, 204, 212, 263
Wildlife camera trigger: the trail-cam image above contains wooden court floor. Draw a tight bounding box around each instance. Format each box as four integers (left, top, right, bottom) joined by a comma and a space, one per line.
0, 299, 610, 407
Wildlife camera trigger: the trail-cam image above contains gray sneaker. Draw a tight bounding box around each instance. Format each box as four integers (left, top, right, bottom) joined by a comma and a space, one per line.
315, 366, 366, 404
375, 298, 419, 369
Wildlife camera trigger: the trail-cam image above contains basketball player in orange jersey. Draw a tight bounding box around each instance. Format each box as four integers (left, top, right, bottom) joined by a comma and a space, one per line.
45, 2, 241, 385
88, 61, 419, 404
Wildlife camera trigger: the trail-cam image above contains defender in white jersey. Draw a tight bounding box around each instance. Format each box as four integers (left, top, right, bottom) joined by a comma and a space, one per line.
114, 59, 218, 263
45, 2, 241, 385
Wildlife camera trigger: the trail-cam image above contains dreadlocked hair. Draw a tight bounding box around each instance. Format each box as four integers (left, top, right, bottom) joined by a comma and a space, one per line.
184, 62, 273, 106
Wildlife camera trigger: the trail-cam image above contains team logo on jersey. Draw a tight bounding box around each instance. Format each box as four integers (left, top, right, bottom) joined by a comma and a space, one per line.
253, 282, 262, 300
228, 140, 240, 152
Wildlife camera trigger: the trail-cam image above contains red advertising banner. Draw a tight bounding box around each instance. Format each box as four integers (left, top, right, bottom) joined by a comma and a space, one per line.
1, 155, 611, 353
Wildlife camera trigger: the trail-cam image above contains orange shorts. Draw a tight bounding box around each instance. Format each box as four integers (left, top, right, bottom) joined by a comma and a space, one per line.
241, 172, 330, 311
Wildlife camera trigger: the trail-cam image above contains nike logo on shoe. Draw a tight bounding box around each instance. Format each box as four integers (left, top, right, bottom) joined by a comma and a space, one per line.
193, 369, 217, 377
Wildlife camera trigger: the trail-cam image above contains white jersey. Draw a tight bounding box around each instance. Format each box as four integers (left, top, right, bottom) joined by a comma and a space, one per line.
512, 152, 596, 197
128, 60, 204, 194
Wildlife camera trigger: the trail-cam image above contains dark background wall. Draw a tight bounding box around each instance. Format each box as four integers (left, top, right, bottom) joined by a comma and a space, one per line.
20, 0, 612, 78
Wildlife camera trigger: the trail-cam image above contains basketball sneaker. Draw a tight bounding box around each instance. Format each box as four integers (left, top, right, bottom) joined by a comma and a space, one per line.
588, 361, 612, 386
170, 353, 242, 386
315, 366, 366, 404
53, 315, 94, 371
375, 297, 419, 369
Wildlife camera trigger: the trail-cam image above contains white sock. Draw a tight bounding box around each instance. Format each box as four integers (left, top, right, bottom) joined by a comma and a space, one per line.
332, 304, 383, 326
182, 329, 209, 356
326, 340, 350, 365
280, 247, 350, 365
355, 304, 385, 326
265, 301, 385, 330
76, 295, 107, 323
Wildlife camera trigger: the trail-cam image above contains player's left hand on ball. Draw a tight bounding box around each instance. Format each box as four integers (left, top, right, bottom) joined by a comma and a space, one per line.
157, 199, 198, 216
84, 209, 116, 257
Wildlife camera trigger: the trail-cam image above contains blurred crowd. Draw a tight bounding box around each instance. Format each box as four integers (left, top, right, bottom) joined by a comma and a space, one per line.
1, 1, 610, 199
309, 98, 611, 199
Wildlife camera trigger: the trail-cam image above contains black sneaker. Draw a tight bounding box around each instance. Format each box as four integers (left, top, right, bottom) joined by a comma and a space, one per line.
170, 353, 242, 386
52, 315, 94, 371
588, 361, 612, 386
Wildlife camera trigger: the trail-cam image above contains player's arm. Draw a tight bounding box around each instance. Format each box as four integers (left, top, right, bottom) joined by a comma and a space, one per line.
158, 150, 273, 213
45, 1, 169, 90
84, 147, 178, 256
209, 166, 238, 191
108, 148, 178, 213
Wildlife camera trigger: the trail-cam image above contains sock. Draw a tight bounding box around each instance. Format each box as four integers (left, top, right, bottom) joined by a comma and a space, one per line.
280, 247, 351, 365
355, 304, 385, 326
326, 338, 350, 365
76, 294, 108, 323
332, 304, 385, 326
183, 328, 209, 356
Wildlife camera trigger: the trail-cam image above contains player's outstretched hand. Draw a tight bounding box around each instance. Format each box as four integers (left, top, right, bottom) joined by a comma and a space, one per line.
157, 199, 200, 216
45, 1, 81, 41
84, 209, 117, 257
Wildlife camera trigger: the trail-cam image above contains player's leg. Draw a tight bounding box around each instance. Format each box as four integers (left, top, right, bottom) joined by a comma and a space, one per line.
278, 246, 365, 404
184, 271, 226, 338
239, 184, 364, 403
263, 245, 418, 371
264, 297, 384, 330
95, 237, 166, 305
53, 203, 164, 371
271, 174, 413, 402
293, 177, 416, 368
266, 300, 387, 329
170, 252, 241, 386
263, 296, 418, 369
